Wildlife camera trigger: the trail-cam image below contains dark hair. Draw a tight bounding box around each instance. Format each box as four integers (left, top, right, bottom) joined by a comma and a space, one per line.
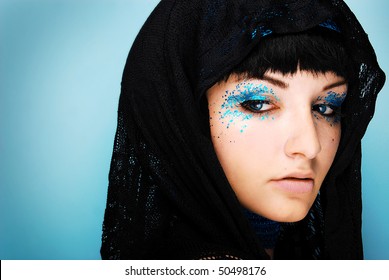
224, 27, 353, 81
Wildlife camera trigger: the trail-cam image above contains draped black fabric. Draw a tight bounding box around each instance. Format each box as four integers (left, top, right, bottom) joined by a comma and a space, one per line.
101, 0, 385, 259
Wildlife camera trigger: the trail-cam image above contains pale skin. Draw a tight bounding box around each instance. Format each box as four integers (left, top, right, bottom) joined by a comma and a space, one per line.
207, 70, 347, 258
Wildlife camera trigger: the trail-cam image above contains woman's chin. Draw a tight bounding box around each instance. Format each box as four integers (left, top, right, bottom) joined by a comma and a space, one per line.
250, 205, 311, 223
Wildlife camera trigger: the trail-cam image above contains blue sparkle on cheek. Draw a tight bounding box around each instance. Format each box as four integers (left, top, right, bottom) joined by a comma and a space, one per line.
243, 114, 253, 121
325, 114, 341, 126
240, 124, 248, 133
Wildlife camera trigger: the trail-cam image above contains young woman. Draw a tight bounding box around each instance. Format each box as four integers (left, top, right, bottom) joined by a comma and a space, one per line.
101, 0, 385, 259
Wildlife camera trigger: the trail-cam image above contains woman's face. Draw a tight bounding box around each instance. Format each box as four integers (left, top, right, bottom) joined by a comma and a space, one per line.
207, 70, 347, 222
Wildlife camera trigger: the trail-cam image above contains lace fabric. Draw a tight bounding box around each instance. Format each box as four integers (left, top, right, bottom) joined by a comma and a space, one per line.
243, 209, 281, 249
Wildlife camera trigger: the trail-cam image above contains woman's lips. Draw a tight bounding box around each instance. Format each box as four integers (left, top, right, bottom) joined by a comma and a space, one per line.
271, 178, 314, 193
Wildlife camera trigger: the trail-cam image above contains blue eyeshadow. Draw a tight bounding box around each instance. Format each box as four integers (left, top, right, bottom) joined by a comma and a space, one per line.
217, 81, 277, 132
324, 91, 346, 107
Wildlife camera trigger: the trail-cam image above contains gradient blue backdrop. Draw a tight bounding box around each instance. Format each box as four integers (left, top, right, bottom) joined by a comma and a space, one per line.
1, 0, 388, 260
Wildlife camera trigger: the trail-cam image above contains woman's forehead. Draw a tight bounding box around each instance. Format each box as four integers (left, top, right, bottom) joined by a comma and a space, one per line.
221, 71, 348, 92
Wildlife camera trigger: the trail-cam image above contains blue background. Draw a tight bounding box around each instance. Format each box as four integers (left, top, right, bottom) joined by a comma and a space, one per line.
1, 0, 388, 260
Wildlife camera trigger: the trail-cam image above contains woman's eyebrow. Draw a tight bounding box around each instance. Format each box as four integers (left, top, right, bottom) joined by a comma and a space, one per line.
262, 75, 289, 89
323, 79, 347, 91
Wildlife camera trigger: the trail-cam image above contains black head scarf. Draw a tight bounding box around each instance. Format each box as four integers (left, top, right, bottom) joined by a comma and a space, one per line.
101, 0, 385, 259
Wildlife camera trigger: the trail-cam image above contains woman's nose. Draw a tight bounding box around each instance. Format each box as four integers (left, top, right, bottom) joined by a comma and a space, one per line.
284, 111, 321, 160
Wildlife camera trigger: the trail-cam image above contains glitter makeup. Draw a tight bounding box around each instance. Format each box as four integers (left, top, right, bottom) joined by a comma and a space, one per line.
314, 91, 347, 124
218, 81, 278, 132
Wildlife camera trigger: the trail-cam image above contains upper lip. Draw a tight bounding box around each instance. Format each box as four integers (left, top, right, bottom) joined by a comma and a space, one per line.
273, 171, 315, 181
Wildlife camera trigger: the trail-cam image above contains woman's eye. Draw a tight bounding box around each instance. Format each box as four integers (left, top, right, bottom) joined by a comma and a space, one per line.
241, 100, 273, 113
312, 104, 336, 116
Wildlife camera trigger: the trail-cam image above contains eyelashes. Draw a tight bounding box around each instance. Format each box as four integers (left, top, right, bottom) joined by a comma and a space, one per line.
238, 98, 343, 120
221, 83, 346, 126
240, 99, 275, 115
312, 104, 341, 117
314, 91, 346, 120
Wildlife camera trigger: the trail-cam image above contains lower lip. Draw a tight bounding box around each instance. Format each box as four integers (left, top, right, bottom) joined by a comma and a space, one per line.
271, 179, 314, 194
